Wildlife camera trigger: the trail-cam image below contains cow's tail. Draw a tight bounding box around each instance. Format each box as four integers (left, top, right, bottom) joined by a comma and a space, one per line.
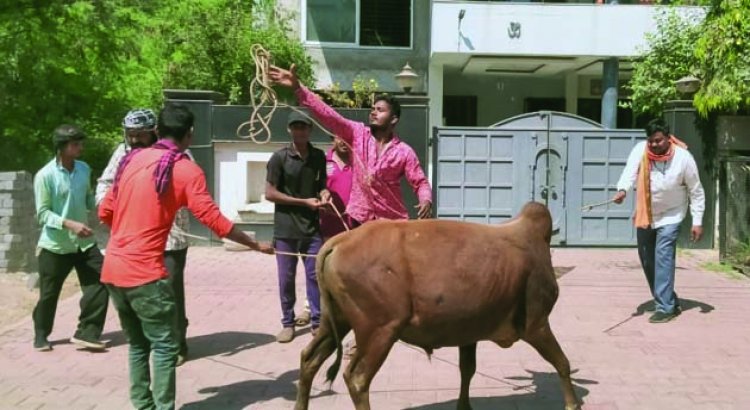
317, 244, 344, 385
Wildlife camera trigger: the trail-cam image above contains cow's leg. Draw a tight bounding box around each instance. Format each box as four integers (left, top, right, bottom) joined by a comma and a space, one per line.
524, 324, 580, 410
342, 327, 398, 410
295, 319, 350, 410
457, 343, 477, 410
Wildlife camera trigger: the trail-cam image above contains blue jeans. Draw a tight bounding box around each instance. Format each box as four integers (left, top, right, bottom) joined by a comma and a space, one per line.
274, 236, 322, 328
637, 222, 681, 314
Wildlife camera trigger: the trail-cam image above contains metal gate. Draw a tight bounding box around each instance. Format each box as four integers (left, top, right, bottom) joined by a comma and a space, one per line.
433, 111, 645, 246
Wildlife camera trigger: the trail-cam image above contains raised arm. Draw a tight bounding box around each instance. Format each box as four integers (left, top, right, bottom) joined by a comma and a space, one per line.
268, 64, 361, 146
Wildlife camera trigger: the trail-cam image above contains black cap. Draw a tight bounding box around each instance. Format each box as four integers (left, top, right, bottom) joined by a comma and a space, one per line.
288, 111, 313, 126
53, 124, 86, 145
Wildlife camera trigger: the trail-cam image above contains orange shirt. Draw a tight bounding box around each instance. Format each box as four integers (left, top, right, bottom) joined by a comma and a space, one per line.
99, 148, 233, 287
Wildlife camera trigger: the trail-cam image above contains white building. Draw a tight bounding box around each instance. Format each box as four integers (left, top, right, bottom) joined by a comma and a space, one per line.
283, 0, 704, 129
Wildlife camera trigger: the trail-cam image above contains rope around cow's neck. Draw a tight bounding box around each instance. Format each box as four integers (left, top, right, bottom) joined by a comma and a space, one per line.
236, 44, 412, 218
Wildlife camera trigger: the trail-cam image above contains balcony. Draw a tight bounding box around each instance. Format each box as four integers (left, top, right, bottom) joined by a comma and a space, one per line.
431, 1, 705, 58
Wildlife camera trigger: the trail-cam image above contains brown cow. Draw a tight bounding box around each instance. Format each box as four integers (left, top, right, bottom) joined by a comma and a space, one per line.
295, 202, 579, 410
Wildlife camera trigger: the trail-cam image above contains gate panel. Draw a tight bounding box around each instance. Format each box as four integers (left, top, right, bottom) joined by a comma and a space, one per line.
434, 128, 532, 224
565, 131, 645, 246
435, 112, 645, 247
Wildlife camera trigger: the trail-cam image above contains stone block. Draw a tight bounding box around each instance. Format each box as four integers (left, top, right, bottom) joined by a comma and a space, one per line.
0, 178, 31, 192
2, 234, 23, 244
0, 172, 22, 181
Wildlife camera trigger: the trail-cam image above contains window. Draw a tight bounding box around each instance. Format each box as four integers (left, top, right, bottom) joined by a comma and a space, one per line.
304, 0, 412, 48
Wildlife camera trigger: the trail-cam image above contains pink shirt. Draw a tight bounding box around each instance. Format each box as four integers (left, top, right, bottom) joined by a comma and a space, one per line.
296, 86, 432, 222
320, 149, 353, 238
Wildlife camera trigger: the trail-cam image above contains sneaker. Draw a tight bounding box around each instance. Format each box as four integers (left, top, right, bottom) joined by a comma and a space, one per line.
34, 336, 52, 352
276, 327, 295, 343
70, 336, 107, 351
648, 311, 679, 324
295, 310, 311, 327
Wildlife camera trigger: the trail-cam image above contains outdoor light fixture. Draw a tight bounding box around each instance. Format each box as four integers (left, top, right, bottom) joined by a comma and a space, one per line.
458, 9, 466, 51
395, 62, 419, 94
675, 75, 701, 97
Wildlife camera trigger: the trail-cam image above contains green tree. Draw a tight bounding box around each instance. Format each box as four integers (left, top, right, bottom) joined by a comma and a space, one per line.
0, 0, 314, 176
693, 0, 750, 116
629, 1, 750, 117
158, 0, 314, 104
628, 9, 702, 116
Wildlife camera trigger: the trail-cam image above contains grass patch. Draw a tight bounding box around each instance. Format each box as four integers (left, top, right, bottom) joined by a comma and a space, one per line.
699, 262, 747, 280
676, 247, 694, 257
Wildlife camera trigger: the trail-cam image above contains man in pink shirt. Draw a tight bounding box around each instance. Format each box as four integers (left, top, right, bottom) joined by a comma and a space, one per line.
269, 65, 433, 223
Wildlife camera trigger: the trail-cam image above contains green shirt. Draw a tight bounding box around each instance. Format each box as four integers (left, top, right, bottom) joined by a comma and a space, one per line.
34, 158, 96, 254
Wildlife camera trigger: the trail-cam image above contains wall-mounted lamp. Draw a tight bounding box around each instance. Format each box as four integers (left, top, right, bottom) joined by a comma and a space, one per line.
458, 9, 466, 51
675, 75, 701, 98
395, 62, 419, 94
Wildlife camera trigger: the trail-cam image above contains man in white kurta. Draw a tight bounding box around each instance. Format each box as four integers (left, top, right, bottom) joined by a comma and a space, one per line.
612, 119, 705, 323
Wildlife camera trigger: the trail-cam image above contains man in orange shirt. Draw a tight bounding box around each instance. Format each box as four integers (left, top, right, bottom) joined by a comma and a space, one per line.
99, 103, 272, 410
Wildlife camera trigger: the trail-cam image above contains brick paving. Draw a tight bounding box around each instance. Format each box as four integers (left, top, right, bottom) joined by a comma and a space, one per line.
0, 247, 748, 409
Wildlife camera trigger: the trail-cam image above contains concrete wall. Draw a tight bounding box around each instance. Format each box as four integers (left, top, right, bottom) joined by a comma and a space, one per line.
0, 172, 37, 274
432, 2, 705, 57
281, 0, 431, 92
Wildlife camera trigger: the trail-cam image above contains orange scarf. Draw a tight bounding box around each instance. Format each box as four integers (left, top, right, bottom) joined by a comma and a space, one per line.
634, 135, 688, 228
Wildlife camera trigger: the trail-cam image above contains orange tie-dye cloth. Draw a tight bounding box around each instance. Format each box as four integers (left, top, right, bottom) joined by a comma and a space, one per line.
634, 135, 688, 228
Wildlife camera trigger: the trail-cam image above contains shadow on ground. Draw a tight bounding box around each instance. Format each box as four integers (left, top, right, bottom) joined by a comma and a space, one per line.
633, 298, 715, 317
406, 369, 596, 410
187, 331, 276, 360
180, 369, 335, 409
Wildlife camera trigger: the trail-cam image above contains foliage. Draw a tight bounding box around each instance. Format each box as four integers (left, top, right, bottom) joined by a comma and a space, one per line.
629, 1, 750, 117
352, 76, 380, 108
0, 0, 314, 176
319, 82, 356, 108
692, 0, 750, 116
627, 9, 702, 116
159, 0, 314, 105
318, 77, 380, 108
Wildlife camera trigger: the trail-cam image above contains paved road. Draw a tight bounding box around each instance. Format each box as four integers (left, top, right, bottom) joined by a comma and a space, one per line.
1, 247, 748, 409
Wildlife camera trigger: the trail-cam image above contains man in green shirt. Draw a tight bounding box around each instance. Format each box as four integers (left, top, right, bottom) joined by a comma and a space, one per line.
32, 125, 109, 351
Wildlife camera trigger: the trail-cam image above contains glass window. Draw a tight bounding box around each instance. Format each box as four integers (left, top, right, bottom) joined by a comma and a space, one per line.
306, 0, 356, 44
305, 0, 411, 47
360, 0, 411, 47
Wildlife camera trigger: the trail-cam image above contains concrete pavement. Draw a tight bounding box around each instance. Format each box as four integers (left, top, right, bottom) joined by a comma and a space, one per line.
0, 247, 748, 409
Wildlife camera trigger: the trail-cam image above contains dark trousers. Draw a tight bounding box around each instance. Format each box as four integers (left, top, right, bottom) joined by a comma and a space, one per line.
108, 280, 178, 410
33, 246, 109, 341
164, 248, 188, 356
274, 236, 323, 328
